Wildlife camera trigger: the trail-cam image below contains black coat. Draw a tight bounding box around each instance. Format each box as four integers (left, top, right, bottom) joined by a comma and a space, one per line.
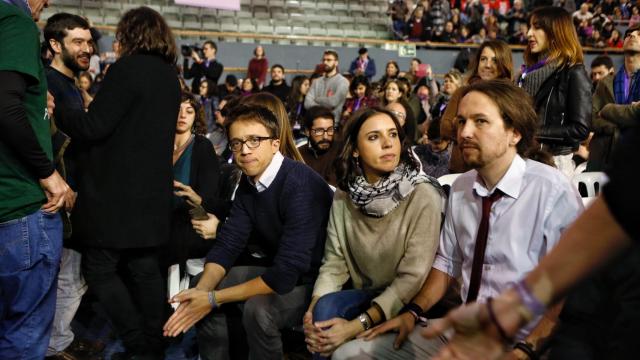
164, 135, 229, 267
55, 54, 181, 249
534, 64, 591, 155
183, 58, 223, 94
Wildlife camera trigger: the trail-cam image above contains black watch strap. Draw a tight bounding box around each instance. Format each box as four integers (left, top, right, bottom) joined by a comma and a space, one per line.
514, 341, 539, 360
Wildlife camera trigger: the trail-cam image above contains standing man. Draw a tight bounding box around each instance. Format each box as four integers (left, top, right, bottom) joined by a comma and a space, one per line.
0, 0, 71, 358
183, 40, 223, 94
590, 25, 640, 171
43, 13, 104, 359
164, 105, 334, 360
263, 64, 290, 103
305, 50, 350, 123
299, 106, 339, 186
348, 47, 376, 81
332, 80, 583, 359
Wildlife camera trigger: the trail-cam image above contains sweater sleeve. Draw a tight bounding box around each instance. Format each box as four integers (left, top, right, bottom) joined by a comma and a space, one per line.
55, 59, 134, 142
261, 168, 333, 294
304, 81, 320, 109
371, 184, 443, 319
312, 192, 352, 298
205, 182, 254, 270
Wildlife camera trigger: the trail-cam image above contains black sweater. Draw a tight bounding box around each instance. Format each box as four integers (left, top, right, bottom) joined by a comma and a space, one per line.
206, 158, 334, 294
55, 54, 181, 249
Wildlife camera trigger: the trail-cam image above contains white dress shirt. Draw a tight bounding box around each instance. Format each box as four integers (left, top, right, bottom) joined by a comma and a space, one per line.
433, 155, 583, 303
250, 151, 284, 192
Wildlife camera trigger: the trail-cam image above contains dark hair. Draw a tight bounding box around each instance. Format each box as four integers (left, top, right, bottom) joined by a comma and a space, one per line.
304, 106, 335, 130
324, 49, 339, 61
180, 91, 207, 135
225, 104, 280, 139
43, 13, 90, 53
349, 75, 370, 98
287, 75, 309, 112
225, 74, 238, 87
253, 45, 265, 57
591, 55, 614, 70
203, 40, 217, 52
411, 57, 422, 64
525, 6, 583, 67
335, 107, 419, 192
457, 79, 541, 157
199, 78, 217, 98
116, 6, 177, 64
382, 79, 407, 105
385, 61, 399, 77
358, 47, 368, 55
78, 71, 93, 86
467, 40, 513, 83
271, 64, 285, 73
242, 77, 258, 93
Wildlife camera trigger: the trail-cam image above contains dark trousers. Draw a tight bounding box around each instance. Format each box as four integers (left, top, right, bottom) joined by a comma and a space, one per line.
82, 247, 165, 356
196, 266, 312, 360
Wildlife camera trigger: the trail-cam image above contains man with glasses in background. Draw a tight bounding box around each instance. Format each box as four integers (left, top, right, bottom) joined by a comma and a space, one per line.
299, 106, 339, 186
163, 104, 334, 360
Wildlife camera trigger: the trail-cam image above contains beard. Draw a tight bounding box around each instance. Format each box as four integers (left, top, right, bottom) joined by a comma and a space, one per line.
324, 64, 335, 74
61, 46, 90, 74
311, 139, 332, 154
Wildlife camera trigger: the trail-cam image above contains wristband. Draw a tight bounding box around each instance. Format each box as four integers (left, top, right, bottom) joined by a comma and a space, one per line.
514, 341, 539, 360
486, 297, 514, 344
208, 291, 219, 310
513, 279, 546, 321
401, 302, 429, 325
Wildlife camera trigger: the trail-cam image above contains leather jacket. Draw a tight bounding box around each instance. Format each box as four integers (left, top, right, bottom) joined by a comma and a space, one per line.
534, 64, 591, 155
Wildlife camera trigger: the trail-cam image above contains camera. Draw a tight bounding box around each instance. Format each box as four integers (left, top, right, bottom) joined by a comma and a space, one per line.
181, 44, 204, 59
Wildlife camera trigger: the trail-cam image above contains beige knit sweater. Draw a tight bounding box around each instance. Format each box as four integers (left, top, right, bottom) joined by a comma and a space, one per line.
312, 182, 443, 320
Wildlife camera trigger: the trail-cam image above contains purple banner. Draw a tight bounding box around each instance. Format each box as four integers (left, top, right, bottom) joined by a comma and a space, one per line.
174, 0, 240, 10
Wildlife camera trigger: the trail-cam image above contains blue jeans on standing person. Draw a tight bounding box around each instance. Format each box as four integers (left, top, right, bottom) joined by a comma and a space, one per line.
311, 289, 378, 360
0, 210, 62, 360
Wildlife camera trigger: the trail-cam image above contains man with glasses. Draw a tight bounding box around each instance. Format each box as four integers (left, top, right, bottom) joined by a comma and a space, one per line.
305, 50, 350, 123
299, 106, 339, 186
164, 104, 334, 360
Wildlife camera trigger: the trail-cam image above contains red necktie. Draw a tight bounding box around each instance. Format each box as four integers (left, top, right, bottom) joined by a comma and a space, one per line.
466, 190, 503, 303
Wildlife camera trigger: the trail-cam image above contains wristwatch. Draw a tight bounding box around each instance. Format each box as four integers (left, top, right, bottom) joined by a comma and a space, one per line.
358, 313, 372, 330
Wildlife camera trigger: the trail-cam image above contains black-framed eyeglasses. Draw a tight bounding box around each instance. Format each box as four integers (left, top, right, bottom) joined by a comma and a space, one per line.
309, 127, 336, 136
228, 136, 274, 152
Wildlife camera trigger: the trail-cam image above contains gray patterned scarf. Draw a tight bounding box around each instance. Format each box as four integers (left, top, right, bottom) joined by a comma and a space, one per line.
348, 163, 442, 217
518, 62, 559, 98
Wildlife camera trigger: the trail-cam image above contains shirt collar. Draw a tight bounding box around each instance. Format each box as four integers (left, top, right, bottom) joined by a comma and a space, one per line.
473, 154, 525, 200
251, 151, 284, 192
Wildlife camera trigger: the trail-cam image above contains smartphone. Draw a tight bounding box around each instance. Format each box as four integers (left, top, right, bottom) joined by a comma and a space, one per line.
416, 63, 430, 78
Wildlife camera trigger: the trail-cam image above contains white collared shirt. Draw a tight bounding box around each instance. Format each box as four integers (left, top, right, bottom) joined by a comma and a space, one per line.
433, 155, 583, 303
250, 151, 284, 192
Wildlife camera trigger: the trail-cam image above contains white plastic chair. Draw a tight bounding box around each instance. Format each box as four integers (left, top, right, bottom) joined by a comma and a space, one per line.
571, 171, 608, 197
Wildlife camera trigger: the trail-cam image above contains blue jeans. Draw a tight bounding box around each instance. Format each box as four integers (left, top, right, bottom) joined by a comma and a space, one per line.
312, 289, 377, 360
0, 210, 62, 359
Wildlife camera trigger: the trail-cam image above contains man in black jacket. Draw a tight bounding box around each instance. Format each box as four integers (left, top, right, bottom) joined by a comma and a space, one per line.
263, 64, 290, 103
183, 40, 223, 94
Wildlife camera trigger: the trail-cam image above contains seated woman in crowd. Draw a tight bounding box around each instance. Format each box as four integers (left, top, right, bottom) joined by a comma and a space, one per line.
440, 39, 513, 173
429, 69, 462, 130
287, 75, 310, 140
240, 77, 258, 96
303, 107, 443, 359
197, 79, 218, 136
341, 75, 378, 126
381, 79, 405, 107
379, 60, 400, 84
241, 92, 304, 162
165, 92, 228, 270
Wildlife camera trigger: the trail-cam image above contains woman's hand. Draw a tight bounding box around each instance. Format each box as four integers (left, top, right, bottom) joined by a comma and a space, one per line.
174, 180, 203, 205
313, 317, 362, 356
358, 312, 416, 349
303, 310, 324, 354
191, 213, 220, 239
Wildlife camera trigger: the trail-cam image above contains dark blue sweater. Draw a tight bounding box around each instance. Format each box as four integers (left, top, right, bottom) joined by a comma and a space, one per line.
206, 158, 334, 294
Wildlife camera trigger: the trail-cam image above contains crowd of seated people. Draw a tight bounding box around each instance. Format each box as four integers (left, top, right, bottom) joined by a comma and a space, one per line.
5, 1, 640, 360
388, 0, 635, 47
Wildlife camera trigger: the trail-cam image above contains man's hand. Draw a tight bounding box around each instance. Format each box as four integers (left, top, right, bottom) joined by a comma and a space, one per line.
358, 312, 416, 350
191, 213, 220, 239
47, 91, 55, 118
191, 50, 202, 63
39, 170, 70, 213
174, 180, 202, 205
163, 288, 212, 337
422, 302, 507, 360
313, 317, 361, 357
64, 191, 77, 212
